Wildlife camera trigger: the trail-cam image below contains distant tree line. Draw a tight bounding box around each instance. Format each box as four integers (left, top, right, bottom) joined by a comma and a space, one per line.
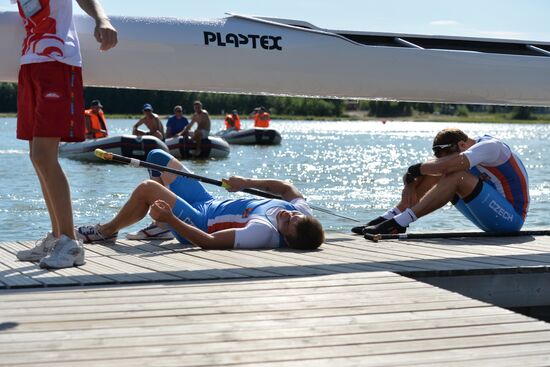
0, 83, 344, 117
0, 82, 546, 119
356, 100, 547, 120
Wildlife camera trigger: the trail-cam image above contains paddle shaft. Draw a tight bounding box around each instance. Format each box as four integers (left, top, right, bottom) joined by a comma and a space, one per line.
95, 150, 360, 222
364, 230, 550, 242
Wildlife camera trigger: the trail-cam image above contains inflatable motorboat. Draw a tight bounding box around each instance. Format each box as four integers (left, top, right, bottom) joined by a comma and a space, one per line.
217, 128, 282, 145
59, 135, 168, 162
165, 135, 230, 159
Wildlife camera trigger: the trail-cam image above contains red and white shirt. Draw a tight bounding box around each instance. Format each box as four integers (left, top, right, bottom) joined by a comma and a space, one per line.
16, 0, 82, 67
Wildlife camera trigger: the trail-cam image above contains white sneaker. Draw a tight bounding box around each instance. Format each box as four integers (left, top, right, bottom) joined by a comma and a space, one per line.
17, 232, 57, 262
126, 223, 174, 240
39, 235, 85, 269
77, 224, 118, 244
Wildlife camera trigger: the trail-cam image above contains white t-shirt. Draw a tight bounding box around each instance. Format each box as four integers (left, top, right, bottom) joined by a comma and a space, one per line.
234, 198, 313, 249
17, 0, 82, 66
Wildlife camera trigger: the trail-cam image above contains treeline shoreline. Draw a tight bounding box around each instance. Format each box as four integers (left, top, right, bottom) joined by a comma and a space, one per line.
1, 82, 549, 123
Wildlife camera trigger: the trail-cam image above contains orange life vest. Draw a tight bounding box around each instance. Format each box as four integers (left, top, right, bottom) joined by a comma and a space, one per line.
254, 111, 270, 128
84, 109, 108, 138
224, 114, 241, 131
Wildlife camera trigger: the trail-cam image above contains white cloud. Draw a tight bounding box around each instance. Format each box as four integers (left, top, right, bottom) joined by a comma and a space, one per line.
430, 20, 460, 26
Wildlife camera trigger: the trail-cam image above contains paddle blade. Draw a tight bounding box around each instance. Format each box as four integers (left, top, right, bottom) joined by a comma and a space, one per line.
95, 149, 113, 161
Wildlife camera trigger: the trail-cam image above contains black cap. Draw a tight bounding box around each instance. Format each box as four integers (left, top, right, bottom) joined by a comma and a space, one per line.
91, 100, 103, 108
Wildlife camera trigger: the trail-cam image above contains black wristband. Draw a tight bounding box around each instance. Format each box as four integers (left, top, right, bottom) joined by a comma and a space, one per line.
405, 163, 423, 184
408, 163, 422, 178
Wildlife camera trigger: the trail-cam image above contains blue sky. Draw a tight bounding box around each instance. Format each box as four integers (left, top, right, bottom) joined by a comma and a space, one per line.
75, 0, 548, 41
2, 1, 548, 42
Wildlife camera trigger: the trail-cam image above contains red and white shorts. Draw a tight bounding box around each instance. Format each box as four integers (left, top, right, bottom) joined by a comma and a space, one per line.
17, 61, 85, 142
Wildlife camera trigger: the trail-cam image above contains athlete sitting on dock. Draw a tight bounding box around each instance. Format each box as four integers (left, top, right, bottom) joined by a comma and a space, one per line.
353, 128, 529, 235
78, 149, 324, 250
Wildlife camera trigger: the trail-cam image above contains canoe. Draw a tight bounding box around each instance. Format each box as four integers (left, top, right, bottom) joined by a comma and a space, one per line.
166, 136, 230, 159
2, 11, 550, 105
59, 135, 168, 162
217, 128, 282, 145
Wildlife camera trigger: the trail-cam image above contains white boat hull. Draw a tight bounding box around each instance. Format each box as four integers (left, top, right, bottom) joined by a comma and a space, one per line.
59, 135, 168, 162
166, 136, 230, 159
217, 128, 282, 145
2, 11, 550, 106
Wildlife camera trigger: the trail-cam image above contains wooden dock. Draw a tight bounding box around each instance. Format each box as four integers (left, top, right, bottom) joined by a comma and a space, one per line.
1, 233, 550, 366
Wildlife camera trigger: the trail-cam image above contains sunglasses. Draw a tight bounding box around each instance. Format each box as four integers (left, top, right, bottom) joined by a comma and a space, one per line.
432, 143, 457, 158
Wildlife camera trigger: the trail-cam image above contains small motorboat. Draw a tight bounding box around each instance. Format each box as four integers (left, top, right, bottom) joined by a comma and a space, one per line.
166, 135, 230, 159
217, 128, 282, 145
59, 135, 169, 162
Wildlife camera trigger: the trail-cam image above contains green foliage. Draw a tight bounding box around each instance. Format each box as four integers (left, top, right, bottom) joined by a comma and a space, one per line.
456, 105, 469, 117
511, 106, 533, 120
80, 87, 344, 117
0, 82, 547, 120
0, 83, 17, 112
367, 101, 412, 117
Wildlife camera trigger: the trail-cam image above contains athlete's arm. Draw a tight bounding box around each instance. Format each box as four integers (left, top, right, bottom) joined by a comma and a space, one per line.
149, 200, 235, 249
223, 176, 304, 201
132, 118, 145, 134
156, 117, 165, 139
419, 153, 471, 176
75, 0, 117, 51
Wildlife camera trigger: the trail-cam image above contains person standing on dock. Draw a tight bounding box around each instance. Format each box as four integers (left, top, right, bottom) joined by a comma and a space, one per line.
14, 0, 117, 269
77, 149, 324, 250
354, 128, 529, 235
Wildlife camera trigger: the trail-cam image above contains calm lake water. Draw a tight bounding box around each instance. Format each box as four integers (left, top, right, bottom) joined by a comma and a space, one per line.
1, 117, 549, 241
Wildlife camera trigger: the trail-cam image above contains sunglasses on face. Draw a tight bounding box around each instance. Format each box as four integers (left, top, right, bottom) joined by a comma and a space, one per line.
432, 143, 457, 158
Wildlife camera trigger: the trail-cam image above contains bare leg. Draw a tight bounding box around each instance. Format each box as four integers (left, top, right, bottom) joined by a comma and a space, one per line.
29, 141, 59, 237
396, 175, 441, 212
193, 130, 203, 155
31, 137, 75, 239
153, 131, 164, 140
412, 171, 479, 218
99, 180, 177, 236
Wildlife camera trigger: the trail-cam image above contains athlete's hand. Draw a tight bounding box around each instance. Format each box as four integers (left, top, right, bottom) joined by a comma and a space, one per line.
149, 200, 173, 223
223, 176, 249, 192
94, 19, 118, 51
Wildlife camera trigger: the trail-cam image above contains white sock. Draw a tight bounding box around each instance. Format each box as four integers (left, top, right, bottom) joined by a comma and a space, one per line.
382, 207, 401, 219
394, 208, 417, 228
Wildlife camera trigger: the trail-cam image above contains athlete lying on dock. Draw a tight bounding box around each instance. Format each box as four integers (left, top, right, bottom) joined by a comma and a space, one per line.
77, 149, 324, 250
353, 128, 529, 236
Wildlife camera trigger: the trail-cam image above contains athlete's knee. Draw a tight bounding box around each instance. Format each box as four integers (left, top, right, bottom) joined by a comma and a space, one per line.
147, 149, 172, 166
30, 149, 57, 170
134, 179, 162, 202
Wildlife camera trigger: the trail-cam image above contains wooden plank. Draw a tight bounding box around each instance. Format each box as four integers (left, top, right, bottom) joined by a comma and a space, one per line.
0, 280, 431, 310
85, 254, 181, 282
0, 313, 533, 344
187, 250, 329, 277
2, 318, 543, 352
4, 329, 550, 366
0, 272, 409, 301
0, 271, 547, 366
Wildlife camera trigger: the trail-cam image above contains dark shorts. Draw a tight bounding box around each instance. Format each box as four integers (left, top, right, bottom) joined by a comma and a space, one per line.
17, 61, 85, 142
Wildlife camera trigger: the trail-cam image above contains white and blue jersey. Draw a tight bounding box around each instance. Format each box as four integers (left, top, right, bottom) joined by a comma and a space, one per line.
147, 149, 312, 248
454, 135, 529, 232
